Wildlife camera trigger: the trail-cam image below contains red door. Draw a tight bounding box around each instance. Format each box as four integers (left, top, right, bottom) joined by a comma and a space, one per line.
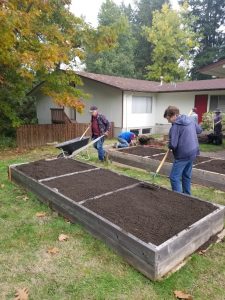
194, 95, 208, 123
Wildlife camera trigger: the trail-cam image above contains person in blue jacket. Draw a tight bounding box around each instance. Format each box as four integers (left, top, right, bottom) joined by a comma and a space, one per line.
164, 106, 202, 195
115, 131, 136, 148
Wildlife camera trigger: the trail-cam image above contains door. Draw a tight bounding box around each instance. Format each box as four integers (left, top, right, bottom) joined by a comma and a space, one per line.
194, 95, 208, 123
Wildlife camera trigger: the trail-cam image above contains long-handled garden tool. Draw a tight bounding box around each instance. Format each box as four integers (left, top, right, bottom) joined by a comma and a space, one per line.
152, 149, 170, 180
69, 135, 105, 158
79, 124, 90, 140
151, 109, 192, 181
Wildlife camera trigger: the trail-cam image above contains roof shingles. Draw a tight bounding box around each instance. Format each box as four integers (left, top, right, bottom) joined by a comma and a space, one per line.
77, 71, 225, 93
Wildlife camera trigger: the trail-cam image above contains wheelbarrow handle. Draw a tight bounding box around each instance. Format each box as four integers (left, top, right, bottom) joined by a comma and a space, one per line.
69, 135, 105, 158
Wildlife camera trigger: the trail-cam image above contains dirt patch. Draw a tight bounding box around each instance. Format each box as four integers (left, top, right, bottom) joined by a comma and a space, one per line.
118, 147, 225, 174
44, 169, 138, 202
119, 146, 165, 157
16, 158, 96, 180
84, 183, 217, 245
194, 159, 225, 174
154, 152, 212, 164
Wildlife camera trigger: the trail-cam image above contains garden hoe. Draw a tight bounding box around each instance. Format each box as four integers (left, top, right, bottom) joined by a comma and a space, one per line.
151, 109, 192, 181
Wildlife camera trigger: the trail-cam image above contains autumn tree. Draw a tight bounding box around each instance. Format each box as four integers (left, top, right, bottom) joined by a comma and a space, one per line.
85, 0, 136, 78
0, 0, 118, 134
144, 3, 198, 82
179, 0, 225, 79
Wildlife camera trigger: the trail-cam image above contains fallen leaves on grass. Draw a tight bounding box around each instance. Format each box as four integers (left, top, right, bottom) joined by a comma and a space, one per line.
47, 247, 59, 255
0, 184, 5, 189
36, 212, 47, 218
23, 196, 29, 201
198, 249, 207, 255
58, 234, 69, 241
14, 287, 29, 300
174, 290, 193, 299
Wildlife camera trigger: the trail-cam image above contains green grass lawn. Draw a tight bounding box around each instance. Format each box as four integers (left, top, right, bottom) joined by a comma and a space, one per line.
0, 141, 225, 300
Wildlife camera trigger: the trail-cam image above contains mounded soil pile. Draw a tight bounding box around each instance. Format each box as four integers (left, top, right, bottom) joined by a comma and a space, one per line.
84, 183, 217, 245
44, 169, 138, 202
16, 158, 96, 180
119, 146, 165, 157
194, 159, 225, 174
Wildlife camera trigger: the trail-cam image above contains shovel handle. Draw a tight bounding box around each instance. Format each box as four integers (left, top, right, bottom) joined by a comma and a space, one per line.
80, 125, 91, 140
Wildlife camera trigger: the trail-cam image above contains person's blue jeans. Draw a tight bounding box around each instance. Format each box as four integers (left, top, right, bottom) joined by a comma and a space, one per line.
169, 159, 193, 195
117, 137, 129, 148
93, 136, 105, 161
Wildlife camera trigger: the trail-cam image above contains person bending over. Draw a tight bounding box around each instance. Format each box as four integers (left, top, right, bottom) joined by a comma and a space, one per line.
115, 131, 136, 148
164, 106, 202, 195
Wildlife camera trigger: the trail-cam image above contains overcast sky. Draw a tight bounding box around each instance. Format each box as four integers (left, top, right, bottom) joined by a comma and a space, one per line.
70, 0, 180, 27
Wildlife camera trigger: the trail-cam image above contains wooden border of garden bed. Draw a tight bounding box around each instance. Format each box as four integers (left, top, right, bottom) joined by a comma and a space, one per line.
108, 148, 225, 191
9, 164, 225, 280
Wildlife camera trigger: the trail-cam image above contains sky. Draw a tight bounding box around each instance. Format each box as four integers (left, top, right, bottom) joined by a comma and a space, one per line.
70, 0, 180, 27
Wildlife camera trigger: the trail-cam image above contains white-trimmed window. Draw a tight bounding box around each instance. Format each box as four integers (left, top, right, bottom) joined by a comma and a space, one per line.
132, 96, 152, 113
210, 95, 225, 112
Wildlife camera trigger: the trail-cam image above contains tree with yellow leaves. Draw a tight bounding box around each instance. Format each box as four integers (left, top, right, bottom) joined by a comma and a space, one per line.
0, 0, 119, 134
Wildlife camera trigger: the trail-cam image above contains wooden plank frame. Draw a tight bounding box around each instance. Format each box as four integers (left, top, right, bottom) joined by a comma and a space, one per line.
9, 164, 225, 280
108, 148, 225, 191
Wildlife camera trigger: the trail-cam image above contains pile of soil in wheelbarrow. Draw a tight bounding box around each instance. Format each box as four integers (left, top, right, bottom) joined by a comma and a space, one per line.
84, 183, 217, 245
15, 158, 96, 180
44, 169, 138, 202
119, 146, 165, 157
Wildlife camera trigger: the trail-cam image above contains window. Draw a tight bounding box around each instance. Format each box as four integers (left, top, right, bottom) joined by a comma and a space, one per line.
142, 128, 151, 134
132, 96, 152, 113
210, 95, 225, 112
130, 129, 140, 136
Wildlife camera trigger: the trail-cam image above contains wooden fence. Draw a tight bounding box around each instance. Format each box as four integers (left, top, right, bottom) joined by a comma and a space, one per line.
16, 122, 114, 149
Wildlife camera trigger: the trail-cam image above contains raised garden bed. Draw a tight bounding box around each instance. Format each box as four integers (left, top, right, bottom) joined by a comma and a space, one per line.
9, 158, 225, 280
109, 146, 225, 191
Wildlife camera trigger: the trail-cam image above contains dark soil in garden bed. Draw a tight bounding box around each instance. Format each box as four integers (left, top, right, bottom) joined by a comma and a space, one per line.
119, 146, 166, 157
44, 169, 138, 202
154, 152, 212, 164
118, 147, 224, 173
84, 183, 217, 245
194, 159, 225, 174
16, 158, 96, 180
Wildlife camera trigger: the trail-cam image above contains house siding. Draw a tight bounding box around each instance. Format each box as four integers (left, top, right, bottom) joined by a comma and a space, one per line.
76, 78, 123, 136
36, 93, 59, 124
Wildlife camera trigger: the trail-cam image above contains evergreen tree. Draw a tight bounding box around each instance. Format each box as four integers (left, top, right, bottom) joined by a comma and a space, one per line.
179, 0, 225, 79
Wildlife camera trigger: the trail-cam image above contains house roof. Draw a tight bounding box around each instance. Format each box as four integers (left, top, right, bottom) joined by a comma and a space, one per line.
198, 58, 225, 78
77, 71, 225, 93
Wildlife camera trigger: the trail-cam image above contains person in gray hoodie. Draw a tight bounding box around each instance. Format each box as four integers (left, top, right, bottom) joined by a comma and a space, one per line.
164, 106, 202, 195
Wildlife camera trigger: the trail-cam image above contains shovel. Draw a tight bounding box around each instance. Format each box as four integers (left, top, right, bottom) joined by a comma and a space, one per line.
80, 124, 91, 140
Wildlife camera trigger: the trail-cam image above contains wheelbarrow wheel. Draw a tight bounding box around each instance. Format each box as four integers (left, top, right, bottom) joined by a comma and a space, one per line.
57, 152, 69, 158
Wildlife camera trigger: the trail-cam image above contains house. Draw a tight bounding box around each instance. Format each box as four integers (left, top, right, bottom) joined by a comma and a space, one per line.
30, 71, 225, 136
198, 57, 225, 78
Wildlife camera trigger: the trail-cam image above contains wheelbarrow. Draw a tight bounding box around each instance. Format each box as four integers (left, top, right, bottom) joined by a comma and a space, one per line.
56, 136, 90, 158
